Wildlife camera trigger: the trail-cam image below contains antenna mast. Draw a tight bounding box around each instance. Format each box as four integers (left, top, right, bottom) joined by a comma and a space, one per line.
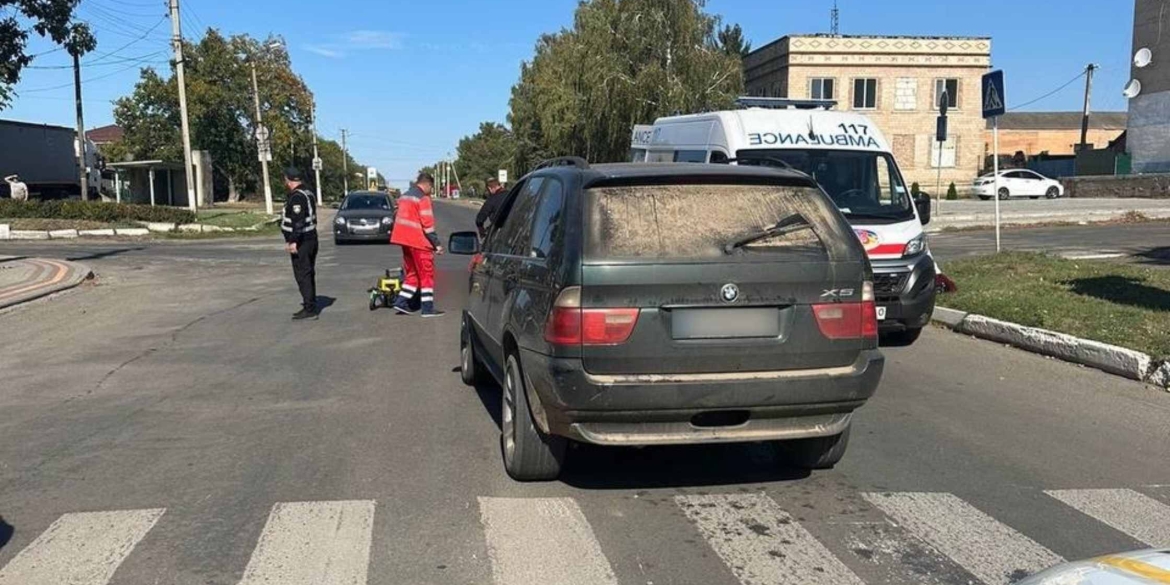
831, 0, 840, 36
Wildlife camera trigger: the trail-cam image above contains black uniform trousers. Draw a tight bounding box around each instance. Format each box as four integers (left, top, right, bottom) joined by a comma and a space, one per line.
291, 237, 319, 311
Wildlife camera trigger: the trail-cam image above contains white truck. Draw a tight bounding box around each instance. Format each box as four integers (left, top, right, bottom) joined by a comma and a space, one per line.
0, 119, 101, 200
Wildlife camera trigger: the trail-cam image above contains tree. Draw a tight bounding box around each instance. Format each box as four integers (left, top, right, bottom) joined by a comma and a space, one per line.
946, 182, 958, 201
455, 122, 516, 196
111, 30, 353, 202
0, 0, 94, 108
508, 0, 744, 172
716, 23, 750, 59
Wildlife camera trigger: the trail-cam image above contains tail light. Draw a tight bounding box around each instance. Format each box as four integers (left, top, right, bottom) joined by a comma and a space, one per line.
813, 281, 878, 340
544, 286, 640, 346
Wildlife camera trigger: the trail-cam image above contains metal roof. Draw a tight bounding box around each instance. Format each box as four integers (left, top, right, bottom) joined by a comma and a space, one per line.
988, 112, 1128, 131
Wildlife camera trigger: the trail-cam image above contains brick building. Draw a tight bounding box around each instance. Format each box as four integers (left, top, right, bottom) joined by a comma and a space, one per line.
984, 112, 1127, 160
744, 34, 991, 187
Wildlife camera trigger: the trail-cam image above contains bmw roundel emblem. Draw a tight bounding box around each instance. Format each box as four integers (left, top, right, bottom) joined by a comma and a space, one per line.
720, 283, 740, 303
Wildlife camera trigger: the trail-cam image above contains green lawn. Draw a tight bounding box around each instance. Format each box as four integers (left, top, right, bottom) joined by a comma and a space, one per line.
943, 252, 1170, 357
196, 210, 274, 229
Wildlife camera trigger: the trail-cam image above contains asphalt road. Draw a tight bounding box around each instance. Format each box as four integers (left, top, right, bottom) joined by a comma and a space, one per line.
1, 201, 1168, 585
930, 220, 1170, 265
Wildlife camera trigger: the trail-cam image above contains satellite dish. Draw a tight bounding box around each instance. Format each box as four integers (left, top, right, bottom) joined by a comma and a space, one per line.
1135, 47, 1153, 68
1123, 79, 1143, 99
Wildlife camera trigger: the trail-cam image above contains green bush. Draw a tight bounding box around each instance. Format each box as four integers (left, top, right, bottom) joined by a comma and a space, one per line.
911, 182, 920, 196
0, 200, 196, 224
946, 182, 958, 200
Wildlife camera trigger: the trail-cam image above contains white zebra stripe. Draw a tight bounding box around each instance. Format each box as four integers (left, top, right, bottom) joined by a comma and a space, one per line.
478, 497, 617, 585
237, 500, 375, 585
0, 508, 164, 585
1046, 488, 1170, 546
863, 492, 1063, 585
676, 493, 865, 585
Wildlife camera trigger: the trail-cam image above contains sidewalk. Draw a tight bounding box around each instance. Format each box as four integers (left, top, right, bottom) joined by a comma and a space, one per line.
0, 256, 93, 310
928, 198, 1170, 231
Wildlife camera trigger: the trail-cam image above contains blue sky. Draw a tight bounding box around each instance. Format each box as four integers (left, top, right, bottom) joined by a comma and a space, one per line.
6, 0, 1135, 189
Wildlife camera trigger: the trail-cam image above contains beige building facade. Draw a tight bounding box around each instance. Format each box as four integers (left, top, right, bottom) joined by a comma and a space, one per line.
744, 34, 992, 188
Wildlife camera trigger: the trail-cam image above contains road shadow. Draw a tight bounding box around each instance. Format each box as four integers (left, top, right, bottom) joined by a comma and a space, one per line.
1064, 275, 1170, 311
560, 442, 812, 490
1133, 246, 1170, 266
0, 516, 13, 551
314, 296, 337, 314
66, 247, 145, 261
0, 256, 28, 264
473, 380, 503, 430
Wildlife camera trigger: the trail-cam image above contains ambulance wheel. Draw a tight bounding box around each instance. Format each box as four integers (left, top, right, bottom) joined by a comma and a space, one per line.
882, 327, 923, 346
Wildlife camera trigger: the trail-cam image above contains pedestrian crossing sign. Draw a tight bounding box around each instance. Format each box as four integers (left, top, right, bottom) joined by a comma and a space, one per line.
982, 70, 1006, 118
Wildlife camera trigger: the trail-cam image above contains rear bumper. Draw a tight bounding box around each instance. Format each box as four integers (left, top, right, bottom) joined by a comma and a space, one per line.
518, 348, 884, 446
872, 254, 936, 332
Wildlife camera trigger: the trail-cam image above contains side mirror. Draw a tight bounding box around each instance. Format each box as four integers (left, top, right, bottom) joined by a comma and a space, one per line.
448, 231, 481, 255
915, 193, 932, 226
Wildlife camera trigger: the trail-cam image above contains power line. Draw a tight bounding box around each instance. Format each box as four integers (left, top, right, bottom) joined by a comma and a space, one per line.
1008, 70, 1086, 112
87, 15, 168, 63
18, 61, 151, 94
26, 51, 167, 70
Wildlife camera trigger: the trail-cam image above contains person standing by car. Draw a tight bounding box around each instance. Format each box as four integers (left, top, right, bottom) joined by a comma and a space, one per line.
280, 167, 319, 320
475, 177, 506, 237
390, 172, 444, 317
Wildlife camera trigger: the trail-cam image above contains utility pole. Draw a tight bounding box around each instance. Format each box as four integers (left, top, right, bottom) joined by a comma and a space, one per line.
169, 0, 197, 212
1078, 63, 1097, 153
250, 62, 274, 214
72, 51, 88, 201
340, 129, 349, 195
311, 105, 322, 206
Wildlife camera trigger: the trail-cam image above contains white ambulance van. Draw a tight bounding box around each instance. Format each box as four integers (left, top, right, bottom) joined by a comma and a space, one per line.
638, 98, 936, 344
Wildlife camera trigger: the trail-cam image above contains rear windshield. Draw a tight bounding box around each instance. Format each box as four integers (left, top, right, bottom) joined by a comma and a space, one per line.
584, 182, 857, 263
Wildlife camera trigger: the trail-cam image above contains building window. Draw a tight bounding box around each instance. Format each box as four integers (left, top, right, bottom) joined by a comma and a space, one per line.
853, 78, 878, 109
895, 78, 917, 111
810, 78, 835, 100
934, 78, 959, 110
930, 135, 959, 168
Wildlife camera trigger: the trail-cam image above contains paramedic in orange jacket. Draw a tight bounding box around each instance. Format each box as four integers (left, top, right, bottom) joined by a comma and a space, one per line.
390, 172, 444, 317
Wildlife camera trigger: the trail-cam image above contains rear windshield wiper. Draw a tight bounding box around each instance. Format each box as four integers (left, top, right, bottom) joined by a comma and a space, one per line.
724, 214, 810, 254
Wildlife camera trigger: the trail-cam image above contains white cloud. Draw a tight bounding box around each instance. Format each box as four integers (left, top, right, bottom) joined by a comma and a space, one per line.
343, 30, 402, 50
303, 44, 345, 58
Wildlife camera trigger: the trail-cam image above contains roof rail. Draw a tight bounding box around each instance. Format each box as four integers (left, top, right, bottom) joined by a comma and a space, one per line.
735, 97, 837, 111
534, 156, 590, 170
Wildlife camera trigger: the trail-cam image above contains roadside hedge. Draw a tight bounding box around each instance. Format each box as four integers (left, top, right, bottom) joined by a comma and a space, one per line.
0, 200, 196, 224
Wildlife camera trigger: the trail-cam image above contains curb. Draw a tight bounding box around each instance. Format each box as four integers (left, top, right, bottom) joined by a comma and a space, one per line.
0, 258, 94, 310
932, 307, 1169, 391
0, 219, 274, 240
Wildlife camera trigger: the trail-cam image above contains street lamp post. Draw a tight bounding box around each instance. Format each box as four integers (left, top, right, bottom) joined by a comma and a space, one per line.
245, 41, 284, 215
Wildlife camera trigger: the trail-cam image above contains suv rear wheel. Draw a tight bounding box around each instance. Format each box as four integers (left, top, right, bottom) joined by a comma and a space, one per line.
779, 424, 851, 469
501, 352, 566, 481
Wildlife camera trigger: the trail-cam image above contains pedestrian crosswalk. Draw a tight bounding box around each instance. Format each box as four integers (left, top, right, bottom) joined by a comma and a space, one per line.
1, 488, 1167, 585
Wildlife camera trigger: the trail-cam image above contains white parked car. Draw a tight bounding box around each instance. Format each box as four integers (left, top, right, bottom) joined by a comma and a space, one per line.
973, 169, 1064, 200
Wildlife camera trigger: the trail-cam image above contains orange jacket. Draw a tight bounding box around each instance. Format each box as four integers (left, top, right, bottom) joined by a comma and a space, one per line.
390, 186, 440, 250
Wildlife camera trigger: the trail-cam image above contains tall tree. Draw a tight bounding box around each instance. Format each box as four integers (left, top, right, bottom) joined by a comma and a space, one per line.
716, 24, 751, 59
508, 0, 744, 172
0, 0, 94, 108
110, 30, 353, 202
455, 122, 516, 196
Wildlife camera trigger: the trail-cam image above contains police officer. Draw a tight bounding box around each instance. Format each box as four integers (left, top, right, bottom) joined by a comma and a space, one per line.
280, 167, 319, 320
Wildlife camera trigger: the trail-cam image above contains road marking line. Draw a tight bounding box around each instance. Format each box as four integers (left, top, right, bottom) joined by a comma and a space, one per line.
1046, 488, 1170, 546
1061, 252, 1126, 260
0, 508, 164, 585
676, 493, 865, 585
478, 497, 617, 585
0, 260, 70, 301
863, 492, 1063, 585
237, 500, 375, 585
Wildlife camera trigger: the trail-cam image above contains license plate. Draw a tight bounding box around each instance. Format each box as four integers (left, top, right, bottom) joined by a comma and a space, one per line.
672, 308, 781, 339
876, 306, 887, 321
353, 225, 378, 233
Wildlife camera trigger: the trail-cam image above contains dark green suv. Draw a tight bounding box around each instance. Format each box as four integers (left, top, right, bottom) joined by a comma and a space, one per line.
449, 158, 884, 481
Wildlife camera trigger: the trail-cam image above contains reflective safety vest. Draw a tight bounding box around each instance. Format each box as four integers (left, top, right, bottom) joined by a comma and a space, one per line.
390, 186, 438, 250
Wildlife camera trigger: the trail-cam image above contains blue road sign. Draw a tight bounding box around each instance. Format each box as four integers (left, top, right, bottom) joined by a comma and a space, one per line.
982, 70, 1006, 118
